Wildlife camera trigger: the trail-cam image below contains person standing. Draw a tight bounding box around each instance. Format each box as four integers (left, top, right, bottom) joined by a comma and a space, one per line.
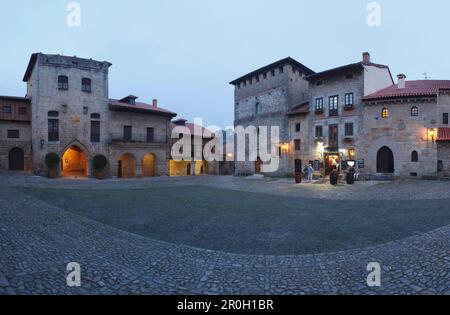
308, 164, 314, 181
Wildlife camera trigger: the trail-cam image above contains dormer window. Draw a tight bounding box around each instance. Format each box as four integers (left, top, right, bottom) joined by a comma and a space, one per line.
120, 95, 138, 105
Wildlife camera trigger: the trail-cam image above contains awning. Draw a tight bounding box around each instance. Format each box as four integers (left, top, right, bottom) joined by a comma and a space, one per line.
438, 128, 450, 141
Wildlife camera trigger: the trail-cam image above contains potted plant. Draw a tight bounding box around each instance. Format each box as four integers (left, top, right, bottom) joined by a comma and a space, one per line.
45, 152, 60, 179
93, 154, 108, 179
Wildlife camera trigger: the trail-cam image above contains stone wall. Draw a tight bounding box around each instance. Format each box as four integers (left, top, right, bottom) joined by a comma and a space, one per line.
26, 54, 111, 175
361, 98, 438, 177
0, 121, 32, 170
234, 64, 309, 176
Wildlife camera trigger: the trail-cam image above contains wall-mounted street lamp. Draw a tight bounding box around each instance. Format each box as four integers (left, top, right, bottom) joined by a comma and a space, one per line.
428, 128, 437, 143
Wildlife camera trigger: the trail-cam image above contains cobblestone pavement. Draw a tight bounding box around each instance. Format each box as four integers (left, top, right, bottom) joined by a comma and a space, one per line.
0, 172, 449, 295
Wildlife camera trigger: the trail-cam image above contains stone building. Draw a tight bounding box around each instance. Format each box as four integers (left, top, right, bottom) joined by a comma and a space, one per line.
0, 96, 32, 171
362, 77, 450, 178
231, 52, 450, 179
302, 52, 393, 176
169, 118, 219, 176
1, 53, 178, 178
230, 57, 315, 176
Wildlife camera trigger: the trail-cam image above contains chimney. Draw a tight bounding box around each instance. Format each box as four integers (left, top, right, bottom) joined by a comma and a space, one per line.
397, 74, 406, 89
362, 52, 371, 64
152, 99, 158, 108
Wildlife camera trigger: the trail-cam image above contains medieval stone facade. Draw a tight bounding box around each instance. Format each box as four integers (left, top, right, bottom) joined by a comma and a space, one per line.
231, 53, 450, 179
2, 53, 179, 178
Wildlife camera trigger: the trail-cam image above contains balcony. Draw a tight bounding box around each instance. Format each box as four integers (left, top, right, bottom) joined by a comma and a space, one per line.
315, 108, 324, 115
109, 133, 168, 144
344, 104, 355, 111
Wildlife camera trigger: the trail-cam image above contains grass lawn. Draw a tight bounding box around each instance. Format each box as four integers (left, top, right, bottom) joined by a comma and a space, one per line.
21, 185, 450, 255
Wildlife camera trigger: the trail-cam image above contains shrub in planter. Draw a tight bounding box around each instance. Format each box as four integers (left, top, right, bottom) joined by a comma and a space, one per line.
45, 152, 60, 178
92, 155, 108, 179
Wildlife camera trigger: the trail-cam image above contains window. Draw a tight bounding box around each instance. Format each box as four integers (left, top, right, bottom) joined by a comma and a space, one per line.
263, 72, 267, 79
255, 102, 260, 115
271, 69, 275, 77
82, 78, 91, 92
255, 76, 260, 83
279, 66, 284, 74
90, 121, 100, 142
146, 127, 154, 143
381, 108, 389, 119
58, 75, 69, 90
48, 119, 59, 141
315, 126, 323, 138
295, 123, 301, 132
315, 98, 323, 112
48, 111, 59, 117
123, 126, 132, 142
411, 106, 419, 117
345, 123, 354, 136
329, 124, 339, 147
411, 151, 419, 162
91, 113, 100, 119
19, 107, 27, 115
2, 105, 11, 113
7, 129, 19, 139
294, 139, 301, 151
443, 113, 449, 125
329, 95, 339, 116
345, 93, 354, 107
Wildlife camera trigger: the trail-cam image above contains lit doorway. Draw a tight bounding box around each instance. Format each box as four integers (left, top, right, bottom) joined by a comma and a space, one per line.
62, 146, 88, 177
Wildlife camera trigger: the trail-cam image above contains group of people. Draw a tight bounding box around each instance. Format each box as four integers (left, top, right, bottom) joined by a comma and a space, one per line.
303, 163, 360, 182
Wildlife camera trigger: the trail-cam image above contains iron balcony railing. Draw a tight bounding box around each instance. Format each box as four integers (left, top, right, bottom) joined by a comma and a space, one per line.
109, 133, 168, 144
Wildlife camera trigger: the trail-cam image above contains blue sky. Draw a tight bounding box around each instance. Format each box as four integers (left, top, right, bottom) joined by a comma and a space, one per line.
1, 0, 449, 127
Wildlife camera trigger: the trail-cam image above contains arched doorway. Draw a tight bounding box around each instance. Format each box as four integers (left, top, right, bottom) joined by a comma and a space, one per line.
118, 153, 136, 178
169, 160, 191, 176
255, 157, 263, 174
142, 153, 156, 177
195, 160, 208, 175
377, 146, 394, 173
9, 147, 24, 171
62, 146, 88, 177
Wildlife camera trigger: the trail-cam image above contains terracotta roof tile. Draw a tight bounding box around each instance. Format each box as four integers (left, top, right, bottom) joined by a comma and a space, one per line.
363, 80, 450, 101
438, 128, 450, 141
109, 99, 177, 117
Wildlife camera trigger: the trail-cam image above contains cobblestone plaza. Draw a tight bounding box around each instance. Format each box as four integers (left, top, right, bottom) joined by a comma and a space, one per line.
0, 172, 448, 295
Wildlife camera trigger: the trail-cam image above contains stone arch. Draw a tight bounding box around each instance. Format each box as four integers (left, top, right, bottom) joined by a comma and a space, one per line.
118, 153, 137, 178
377, 146, 394, 173
62, 145, 88, 177
195, 160, 209, 175
142, 153, 156, 177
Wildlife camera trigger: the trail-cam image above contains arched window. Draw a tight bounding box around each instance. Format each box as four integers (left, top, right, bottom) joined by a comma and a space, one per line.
82, 78, 92, 92
255, 102, 260, 115
90, 113, 100, 119
411, 106, 419, 117
381, 108, 389, 119
411, 151, 419, 162
58, 75, 68, 90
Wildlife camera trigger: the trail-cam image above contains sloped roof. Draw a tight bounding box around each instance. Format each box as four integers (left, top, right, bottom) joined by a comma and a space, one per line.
171, 120, 214, 138
363, 80, 450, 101
305, 61, 391, 82
229, 57, 315, 86
109, 99, 177, 117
